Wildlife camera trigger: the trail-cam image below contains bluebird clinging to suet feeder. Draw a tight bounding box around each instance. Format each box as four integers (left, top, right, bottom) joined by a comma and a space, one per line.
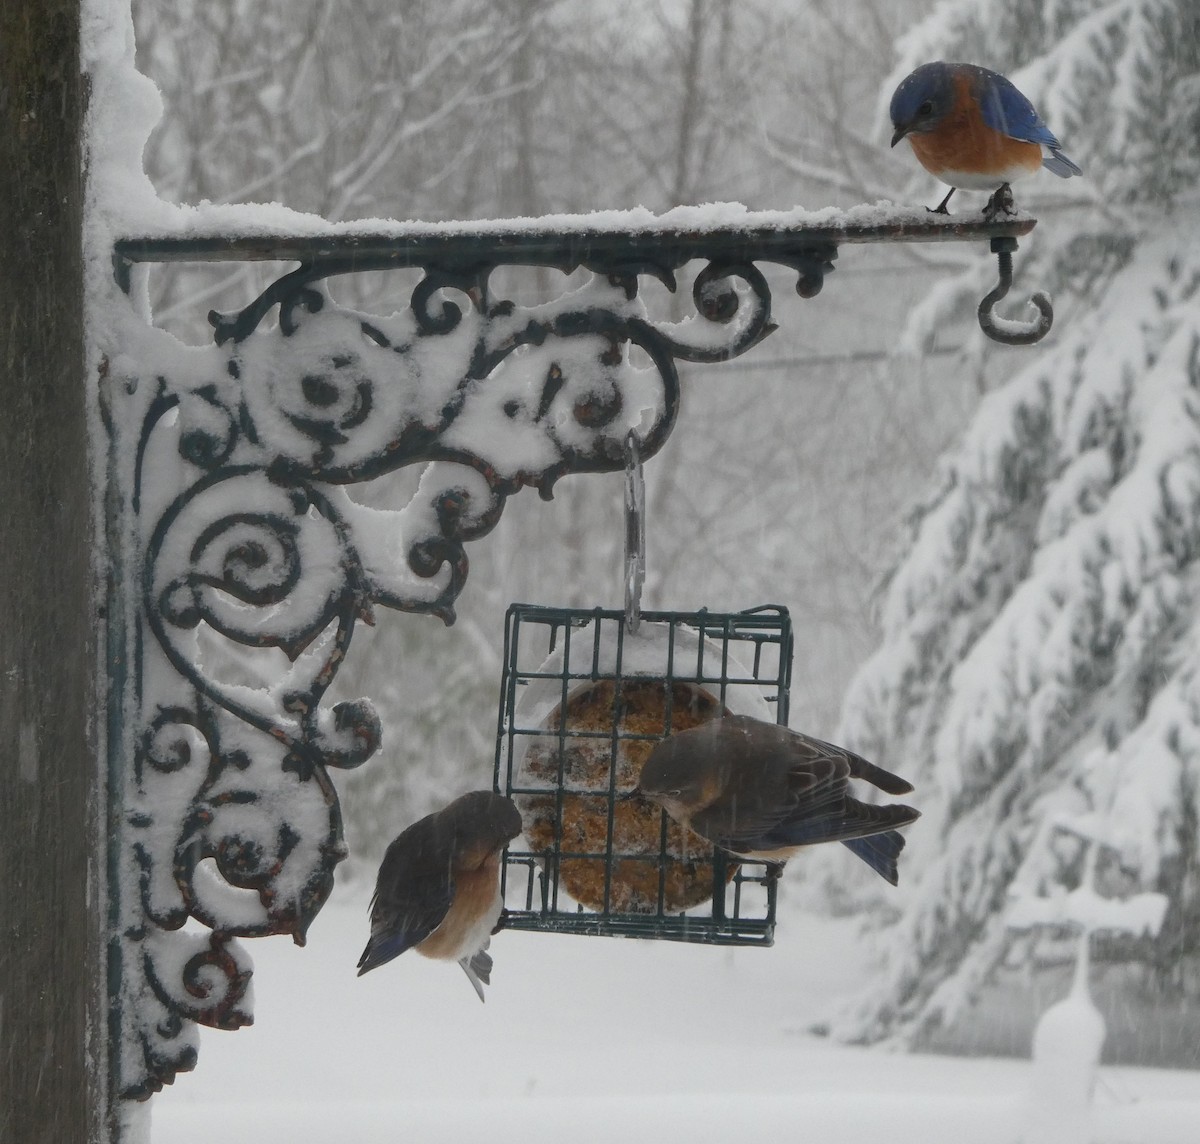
635, 714, 919, 885
358, 790, 522, 1001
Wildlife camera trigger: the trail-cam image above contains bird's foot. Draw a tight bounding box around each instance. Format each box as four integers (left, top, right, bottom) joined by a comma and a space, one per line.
763, 862, 786, 882
927, 187, 956, 215
982, 183, 1016, 221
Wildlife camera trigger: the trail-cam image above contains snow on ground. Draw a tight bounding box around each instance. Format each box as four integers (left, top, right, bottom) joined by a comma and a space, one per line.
152, 894, 1200, 1144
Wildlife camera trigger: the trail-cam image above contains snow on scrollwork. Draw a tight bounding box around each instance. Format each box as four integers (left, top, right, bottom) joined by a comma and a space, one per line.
111, 249, 785, 1097
211, 272, 680, 483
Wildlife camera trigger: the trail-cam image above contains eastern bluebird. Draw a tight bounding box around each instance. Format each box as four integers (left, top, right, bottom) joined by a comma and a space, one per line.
635, 714, 919, 885
889, 61, 1082, 217
357, 790, 522, 1001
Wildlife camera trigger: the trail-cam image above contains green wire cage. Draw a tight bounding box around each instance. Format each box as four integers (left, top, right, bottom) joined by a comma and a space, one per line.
493, 603, 793, 945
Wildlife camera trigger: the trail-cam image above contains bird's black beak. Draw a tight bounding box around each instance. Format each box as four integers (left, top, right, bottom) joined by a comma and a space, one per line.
890, 125, 909, 148
617, 786, 642, 802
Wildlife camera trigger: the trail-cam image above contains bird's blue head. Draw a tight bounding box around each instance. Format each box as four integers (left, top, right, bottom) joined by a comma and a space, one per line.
889, 61, 957, 147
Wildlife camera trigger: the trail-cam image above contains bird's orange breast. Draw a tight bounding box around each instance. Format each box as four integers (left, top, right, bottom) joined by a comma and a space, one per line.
417, 856, 501, 961
909, 112, 1041, 178
908, 73, 1042, 179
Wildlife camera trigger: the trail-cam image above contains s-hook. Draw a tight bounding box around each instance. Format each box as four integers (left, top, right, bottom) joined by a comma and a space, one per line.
624, 431, 645, 634
978, 235, 1053, 345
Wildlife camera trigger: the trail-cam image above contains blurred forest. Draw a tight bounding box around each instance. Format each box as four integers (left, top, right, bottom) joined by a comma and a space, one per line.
828, 0, 1200, 1059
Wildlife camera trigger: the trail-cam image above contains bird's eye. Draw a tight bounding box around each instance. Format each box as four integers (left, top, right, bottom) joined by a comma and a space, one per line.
918, 100, 934, 116
667, 789, 682, 798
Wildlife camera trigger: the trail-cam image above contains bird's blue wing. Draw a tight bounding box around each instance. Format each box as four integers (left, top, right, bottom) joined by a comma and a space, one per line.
699, 732, 846, 852
714, 782, 844, 854
357, 827, 456, 976
357, 882, 453, 975
751, 797, 918, 852
977, 69, 1061, 147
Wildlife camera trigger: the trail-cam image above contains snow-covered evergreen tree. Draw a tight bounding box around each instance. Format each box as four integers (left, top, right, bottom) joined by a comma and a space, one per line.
831, 0, 1200, 1043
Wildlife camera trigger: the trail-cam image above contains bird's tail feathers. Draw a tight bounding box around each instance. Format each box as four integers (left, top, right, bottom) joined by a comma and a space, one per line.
459, 945, 493, 1003
1042, 148, 1082, 177
357, 931, 413, 977
841, 830, 908, 886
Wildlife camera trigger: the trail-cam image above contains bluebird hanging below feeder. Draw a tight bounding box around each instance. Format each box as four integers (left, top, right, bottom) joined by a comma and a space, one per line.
634, 715, 919, 885
889, 61, 1082, 219
358, 790, 522, 1001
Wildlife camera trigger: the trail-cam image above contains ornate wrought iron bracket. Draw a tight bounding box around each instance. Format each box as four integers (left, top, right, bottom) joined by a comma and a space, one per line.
103, 209, 1043, 1101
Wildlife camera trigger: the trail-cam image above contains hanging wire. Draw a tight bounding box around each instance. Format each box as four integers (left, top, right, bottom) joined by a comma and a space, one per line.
623, 431, 645, 634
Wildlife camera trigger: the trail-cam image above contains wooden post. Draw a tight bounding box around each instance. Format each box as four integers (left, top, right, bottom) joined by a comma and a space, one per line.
0, 3, 105, 1142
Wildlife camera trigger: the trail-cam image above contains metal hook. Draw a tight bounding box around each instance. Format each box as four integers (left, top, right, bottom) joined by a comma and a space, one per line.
978, 236, 1053, 346
623, 431, 645, 634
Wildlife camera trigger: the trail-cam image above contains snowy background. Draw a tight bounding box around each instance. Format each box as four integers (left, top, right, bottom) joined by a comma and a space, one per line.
83, 0, 1200, 1139
151, 900, 1200, 1144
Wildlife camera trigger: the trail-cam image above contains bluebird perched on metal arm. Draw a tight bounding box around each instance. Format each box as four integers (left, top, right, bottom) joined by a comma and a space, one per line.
635, 714, 919, 885
357, 790, 522, 1001
889, 62, 1082, 219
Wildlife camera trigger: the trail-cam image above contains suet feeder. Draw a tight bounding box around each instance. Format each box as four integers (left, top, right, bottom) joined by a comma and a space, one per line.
494, 437, 793, 945
493, 602, 793, 945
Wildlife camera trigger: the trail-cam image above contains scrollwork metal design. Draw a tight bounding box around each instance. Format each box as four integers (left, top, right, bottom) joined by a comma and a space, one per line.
106, 211, 1044, 1099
